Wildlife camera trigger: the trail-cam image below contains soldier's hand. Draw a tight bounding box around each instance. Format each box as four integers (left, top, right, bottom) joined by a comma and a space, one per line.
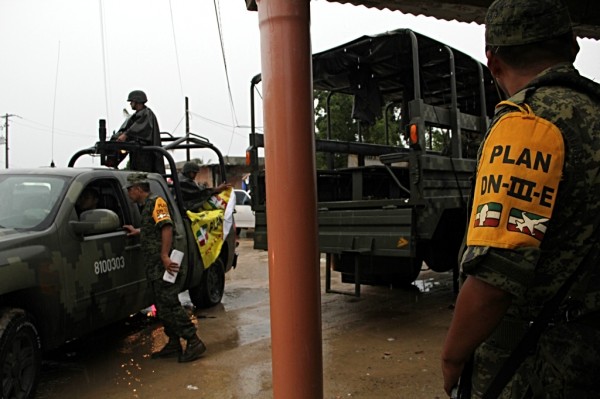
122, 224, 140, 236
162, 255, 180, 274
441, 358, 464, 396
215, 182, 232, 193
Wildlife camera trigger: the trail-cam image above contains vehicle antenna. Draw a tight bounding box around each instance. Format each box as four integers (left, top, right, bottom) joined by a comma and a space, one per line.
50, 41, 61, 168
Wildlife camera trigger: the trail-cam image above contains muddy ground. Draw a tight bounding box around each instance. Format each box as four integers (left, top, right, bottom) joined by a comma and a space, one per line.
36, 237, 456, 399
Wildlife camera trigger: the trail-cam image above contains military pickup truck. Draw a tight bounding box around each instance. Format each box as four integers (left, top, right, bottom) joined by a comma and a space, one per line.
0, 131, 237, 398
246, 29, 501, 294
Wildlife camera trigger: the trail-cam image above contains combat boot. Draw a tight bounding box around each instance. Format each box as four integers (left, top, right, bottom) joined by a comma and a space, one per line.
151, 337, 182, 359
178, 335, 206, 363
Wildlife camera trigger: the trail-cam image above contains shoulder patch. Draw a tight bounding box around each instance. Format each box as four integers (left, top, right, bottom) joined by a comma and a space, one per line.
152, 197, 172, 224
467, 103, 564, 249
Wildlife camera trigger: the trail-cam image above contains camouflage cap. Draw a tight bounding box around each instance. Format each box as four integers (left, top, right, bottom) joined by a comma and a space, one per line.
126, 172, 149, 188
485, 0, 572, 47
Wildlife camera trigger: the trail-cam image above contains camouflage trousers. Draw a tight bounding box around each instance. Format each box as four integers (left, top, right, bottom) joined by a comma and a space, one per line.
470, 318, 600, 398
150, 279, 197, 340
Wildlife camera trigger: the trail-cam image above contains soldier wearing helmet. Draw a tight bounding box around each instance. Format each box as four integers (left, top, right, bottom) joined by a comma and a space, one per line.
442, 0, 600, 397
177, 161, 231, 212
116, 90, 165, 174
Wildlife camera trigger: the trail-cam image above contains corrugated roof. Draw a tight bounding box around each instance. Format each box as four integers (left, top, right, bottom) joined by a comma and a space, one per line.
328, 0, 600, 40
245, 1, 600, 40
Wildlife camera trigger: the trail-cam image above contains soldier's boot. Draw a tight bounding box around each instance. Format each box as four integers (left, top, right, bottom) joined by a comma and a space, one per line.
151, 337, 182, 359
178, 334, 206, 363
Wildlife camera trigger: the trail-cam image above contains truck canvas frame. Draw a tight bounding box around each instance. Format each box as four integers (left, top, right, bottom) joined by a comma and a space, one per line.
246, 29, 501, 294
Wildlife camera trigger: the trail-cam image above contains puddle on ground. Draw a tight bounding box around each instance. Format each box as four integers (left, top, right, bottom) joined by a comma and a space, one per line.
412, 277, 437, 292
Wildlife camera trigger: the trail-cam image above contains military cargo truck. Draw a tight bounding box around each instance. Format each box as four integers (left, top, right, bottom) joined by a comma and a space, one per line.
0, 132, 237, 398
246, 29, 501, 294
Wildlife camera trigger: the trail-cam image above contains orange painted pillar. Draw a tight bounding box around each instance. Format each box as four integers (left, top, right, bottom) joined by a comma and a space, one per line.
255, 0, 323, 398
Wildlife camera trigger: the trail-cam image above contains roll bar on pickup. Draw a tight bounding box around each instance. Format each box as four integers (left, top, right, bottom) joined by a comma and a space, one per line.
68, 119, 229, 216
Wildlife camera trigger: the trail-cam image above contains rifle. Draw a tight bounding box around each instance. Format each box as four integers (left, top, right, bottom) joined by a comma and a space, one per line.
451, 356, 473, 399
482, 241, 600, 399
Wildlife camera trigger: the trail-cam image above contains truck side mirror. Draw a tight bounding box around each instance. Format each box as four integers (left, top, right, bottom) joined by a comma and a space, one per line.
70, 209, 121, 235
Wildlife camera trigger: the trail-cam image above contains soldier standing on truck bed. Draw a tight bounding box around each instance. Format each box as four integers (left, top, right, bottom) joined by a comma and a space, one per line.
123, 172, 206, 363
441, 0, 600, 397
116, 90, 166, 174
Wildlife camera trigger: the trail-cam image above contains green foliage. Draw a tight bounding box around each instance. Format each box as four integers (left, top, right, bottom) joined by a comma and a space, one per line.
313, 90, 405, 169
426, 127, 450, 153
312, 90, 451, 167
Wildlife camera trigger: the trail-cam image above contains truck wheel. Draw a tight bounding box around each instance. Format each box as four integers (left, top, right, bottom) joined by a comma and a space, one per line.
189, 259, 225, 309
0, 309, 42, 399
388, 257, 423, 287
423, 240, 459, 273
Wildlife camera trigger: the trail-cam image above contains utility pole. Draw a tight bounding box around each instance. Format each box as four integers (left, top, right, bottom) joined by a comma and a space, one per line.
1, 114, 19, 169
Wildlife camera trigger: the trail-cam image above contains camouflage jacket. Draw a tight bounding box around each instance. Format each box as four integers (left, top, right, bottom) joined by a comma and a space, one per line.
139, 193, 174, 280
462, 64, 600, 398
463, 63, 600, 319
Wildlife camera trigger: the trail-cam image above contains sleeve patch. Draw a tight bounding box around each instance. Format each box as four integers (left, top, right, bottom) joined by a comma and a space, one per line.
152, 197, 172, 224
467, 109, 564, 249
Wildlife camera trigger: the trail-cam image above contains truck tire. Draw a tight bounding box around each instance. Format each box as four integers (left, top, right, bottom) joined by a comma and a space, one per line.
189, 259, 225, 309
0, 308, 42, 399
390, 259, 423, 286
422, 238, 460, 273
423, 210, 466, 273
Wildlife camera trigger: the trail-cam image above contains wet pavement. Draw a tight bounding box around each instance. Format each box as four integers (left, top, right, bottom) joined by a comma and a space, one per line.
36, 237, 456, 399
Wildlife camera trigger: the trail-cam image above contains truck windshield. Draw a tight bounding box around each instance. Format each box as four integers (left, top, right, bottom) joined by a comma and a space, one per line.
0, 175, 67, 230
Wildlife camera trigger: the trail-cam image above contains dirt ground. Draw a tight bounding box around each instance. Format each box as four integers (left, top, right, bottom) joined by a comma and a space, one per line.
36, 237, 456, 399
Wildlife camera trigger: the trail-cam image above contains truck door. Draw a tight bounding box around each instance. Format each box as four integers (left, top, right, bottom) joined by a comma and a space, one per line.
61, 177, 147, 337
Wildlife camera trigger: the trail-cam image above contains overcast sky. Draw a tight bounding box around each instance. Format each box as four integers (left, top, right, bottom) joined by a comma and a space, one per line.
1, 0, 599, 169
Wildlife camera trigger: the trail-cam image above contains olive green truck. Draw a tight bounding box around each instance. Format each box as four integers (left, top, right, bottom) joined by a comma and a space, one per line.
0, 135, 237, 398
246, 29, 501, 294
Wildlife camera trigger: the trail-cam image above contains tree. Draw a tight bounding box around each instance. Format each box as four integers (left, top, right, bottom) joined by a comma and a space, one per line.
313, 90, 404, 169
313, 90, 450, 169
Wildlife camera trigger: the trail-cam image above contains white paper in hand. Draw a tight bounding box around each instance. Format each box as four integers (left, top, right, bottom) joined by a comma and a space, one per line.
163, 249, 184, 283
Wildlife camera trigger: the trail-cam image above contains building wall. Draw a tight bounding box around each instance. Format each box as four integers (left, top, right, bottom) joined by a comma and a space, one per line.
176, 157, 257, 191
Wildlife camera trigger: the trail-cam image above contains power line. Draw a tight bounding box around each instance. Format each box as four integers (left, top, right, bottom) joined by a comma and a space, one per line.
188, 111, 234, 129
12, 118, 92, 138
168, 0, 185, 97
213, 0, 240, 155
187, 111, 254, 139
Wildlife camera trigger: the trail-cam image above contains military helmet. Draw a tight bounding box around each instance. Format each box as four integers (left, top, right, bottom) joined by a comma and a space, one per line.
485, 0, 572, 47
127, 90, 148, 104
126, 172, 149, 188
182, 162, 200, 175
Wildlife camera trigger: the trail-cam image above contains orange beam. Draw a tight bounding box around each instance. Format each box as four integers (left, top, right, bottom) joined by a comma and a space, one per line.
256, 0, 323, 398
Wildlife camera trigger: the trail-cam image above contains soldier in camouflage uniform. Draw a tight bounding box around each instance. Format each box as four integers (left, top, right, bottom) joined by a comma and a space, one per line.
441, 0, 600, 397
123, 172, 206, 363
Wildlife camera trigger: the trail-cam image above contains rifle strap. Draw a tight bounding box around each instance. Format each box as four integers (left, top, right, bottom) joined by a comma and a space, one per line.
481, 244, 597, 399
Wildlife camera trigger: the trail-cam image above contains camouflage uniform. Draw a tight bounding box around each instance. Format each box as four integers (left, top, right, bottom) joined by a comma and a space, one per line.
460, 0, 600, 397
139, 193, 196, 341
